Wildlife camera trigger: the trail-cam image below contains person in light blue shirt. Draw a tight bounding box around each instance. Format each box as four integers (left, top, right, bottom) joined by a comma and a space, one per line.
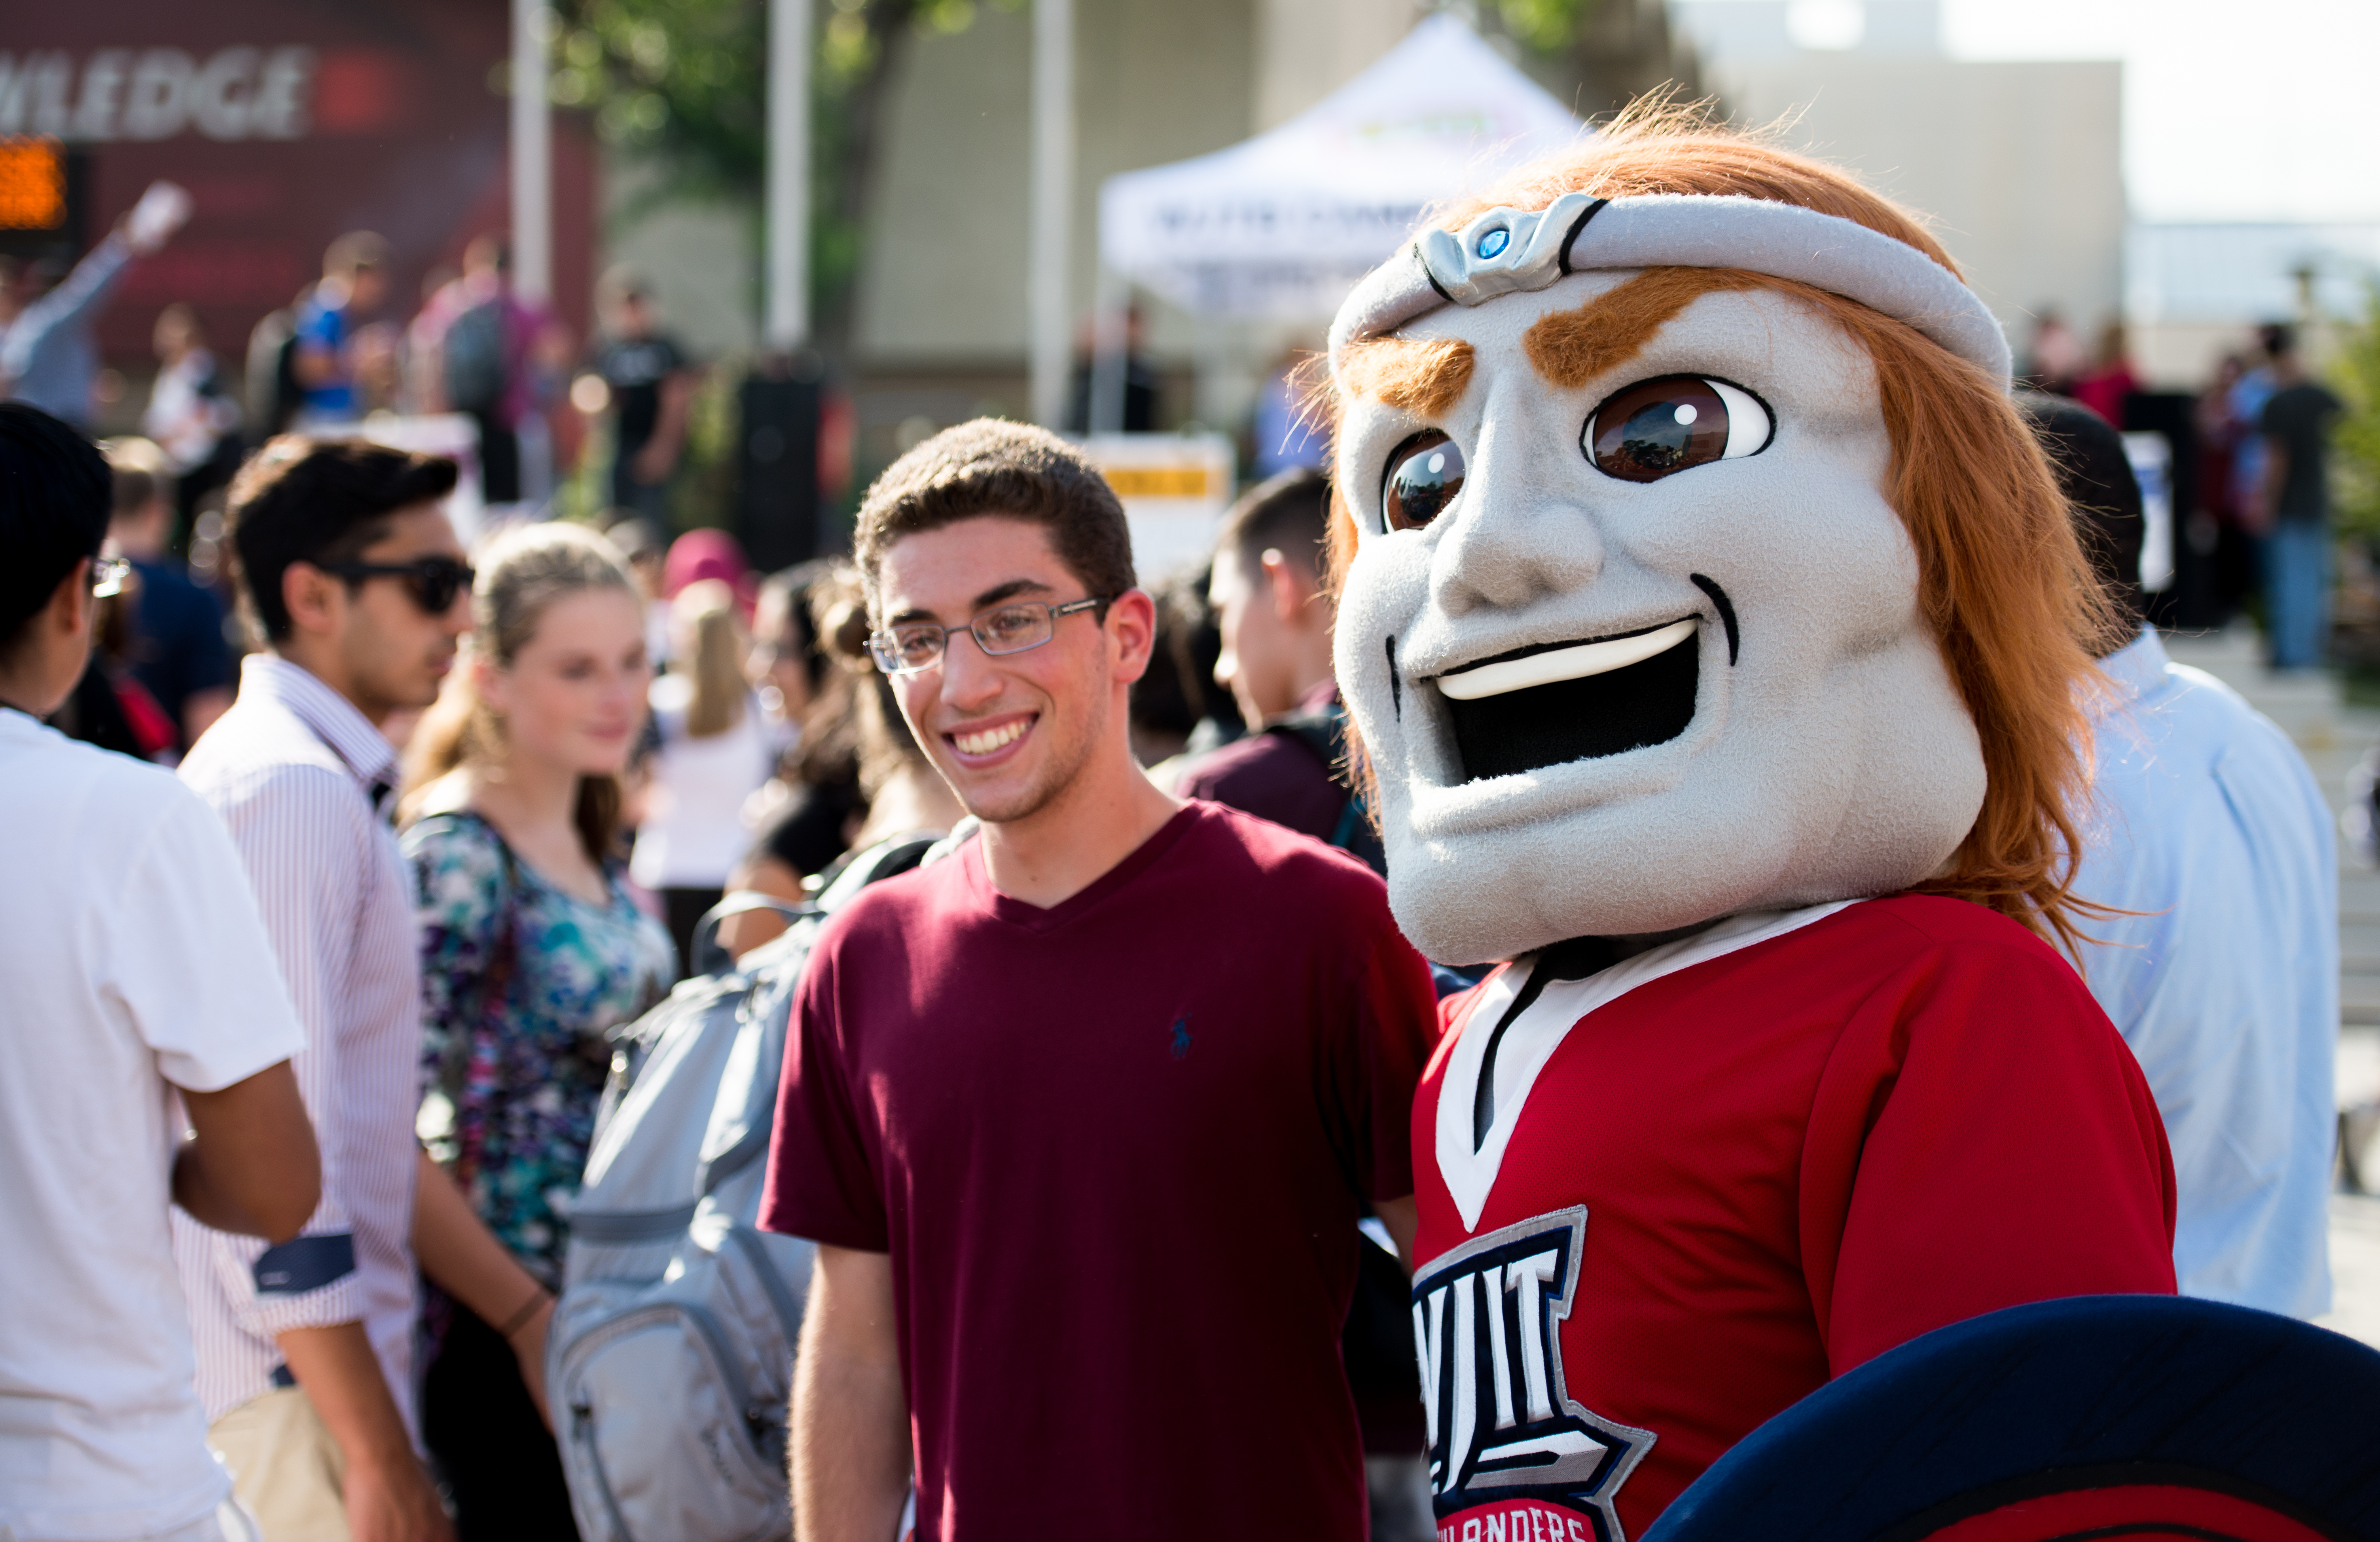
2026, 392, 2338, 1318
0, 236, 134, 430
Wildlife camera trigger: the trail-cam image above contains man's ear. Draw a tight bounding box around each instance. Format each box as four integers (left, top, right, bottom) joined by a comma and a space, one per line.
0, 565, 97, 718
1105, 588, 1158, 687
1260, 549, 1319, 627
280, 561, 346, 640
53, 561, 95, 641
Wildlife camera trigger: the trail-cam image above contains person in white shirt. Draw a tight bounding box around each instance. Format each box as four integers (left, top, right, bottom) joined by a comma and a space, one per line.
630, 578, 778, 972
0, 402, 320, 1542
2026, 393, 2340, 1317
178, 437, 569, 1542
141, 302, 245, 539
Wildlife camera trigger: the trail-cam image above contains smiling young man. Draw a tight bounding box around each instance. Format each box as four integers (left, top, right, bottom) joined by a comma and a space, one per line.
759, 419, 1438, 1541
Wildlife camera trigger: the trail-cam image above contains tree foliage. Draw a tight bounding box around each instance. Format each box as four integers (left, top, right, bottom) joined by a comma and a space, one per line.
2335, 286, 2380, 542
550, 0, 764, 198
1490, 0, 1604, 54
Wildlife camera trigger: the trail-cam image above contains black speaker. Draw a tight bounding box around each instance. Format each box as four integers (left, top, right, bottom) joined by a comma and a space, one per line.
737, 357, 822, 572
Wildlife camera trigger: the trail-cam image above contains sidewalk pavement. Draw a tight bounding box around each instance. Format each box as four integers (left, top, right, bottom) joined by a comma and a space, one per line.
2158, 625, 2380, 1346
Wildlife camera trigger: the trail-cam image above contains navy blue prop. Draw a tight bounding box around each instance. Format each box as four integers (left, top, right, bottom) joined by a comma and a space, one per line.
1645, 1295, 2380, 1542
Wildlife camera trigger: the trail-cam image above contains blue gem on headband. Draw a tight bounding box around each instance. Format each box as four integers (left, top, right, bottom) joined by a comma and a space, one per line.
1417, 191, 1608, 307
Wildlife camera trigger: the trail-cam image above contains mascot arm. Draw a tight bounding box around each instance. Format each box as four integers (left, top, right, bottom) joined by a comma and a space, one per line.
1794, 907, 2178, 1379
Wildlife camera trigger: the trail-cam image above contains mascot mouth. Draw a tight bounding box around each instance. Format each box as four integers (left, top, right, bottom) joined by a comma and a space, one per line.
1438, 617, 1702, 781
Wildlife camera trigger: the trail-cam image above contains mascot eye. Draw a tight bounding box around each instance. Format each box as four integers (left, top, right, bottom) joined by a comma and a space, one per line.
1583, 375, 1772, 483
1381, 431, 1466, 532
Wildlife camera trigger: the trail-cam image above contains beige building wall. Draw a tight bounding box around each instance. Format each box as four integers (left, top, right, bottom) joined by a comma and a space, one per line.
857, 0, 1264, 366
1717, 57, 2125, 352
1253, 0, 1419, 130
2130, 321, 2251, 392
851, 0, 1418, 447
853, 6, 1036, 365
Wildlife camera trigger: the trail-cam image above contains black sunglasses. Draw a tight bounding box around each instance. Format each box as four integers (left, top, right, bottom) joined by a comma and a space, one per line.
318, 556, 476, 615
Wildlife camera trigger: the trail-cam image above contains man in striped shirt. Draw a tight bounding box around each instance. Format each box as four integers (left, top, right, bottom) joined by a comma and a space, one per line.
176, 439, 473, 1541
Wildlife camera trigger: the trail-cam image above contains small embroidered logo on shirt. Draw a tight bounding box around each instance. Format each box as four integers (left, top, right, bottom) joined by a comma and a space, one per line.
1169, 1017, 1193, 1059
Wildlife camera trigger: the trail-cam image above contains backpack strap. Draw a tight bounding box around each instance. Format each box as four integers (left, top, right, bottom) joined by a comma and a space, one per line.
685, 832, 948, 1193
688, 894, 817, 979
813, 832, 943, 909
566, 1198, 702, 1245
917, 818, 981, 869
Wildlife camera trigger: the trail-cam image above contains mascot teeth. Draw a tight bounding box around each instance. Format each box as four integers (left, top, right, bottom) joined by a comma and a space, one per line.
1441, 621, 1701, 782
1436, 617, 1699, 701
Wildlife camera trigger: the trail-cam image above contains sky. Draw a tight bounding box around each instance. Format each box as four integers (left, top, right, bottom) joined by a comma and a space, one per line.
1938, 0, 2380, 224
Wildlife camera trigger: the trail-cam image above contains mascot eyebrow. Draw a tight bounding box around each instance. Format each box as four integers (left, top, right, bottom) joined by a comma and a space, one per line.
1335, 266, 1779, 410
1336, 336, 1475, 418
1522, 266, 1766, 388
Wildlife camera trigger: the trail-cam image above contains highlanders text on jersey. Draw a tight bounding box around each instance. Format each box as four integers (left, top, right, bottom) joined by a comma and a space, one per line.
1410, 896, 2176, 1541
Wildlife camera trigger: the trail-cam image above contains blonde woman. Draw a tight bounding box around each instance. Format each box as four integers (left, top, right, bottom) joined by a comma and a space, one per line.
400, 524, 673, 1537
629, 577, 777, 973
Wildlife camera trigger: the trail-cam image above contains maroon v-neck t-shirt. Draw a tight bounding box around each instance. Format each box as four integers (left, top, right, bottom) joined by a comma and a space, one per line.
759, 802, 1436, 1539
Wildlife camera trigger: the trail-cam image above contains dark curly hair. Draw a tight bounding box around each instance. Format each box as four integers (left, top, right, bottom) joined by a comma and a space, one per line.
852, 419, 1133, 613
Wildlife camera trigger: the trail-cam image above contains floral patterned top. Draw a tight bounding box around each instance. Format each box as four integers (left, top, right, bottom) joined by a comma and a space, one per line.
406, 809, 675, 1284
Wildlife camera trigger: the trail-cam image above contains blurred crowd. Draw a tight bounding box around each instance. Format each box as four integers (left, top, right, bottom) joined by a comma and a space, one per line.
2018, 310, 2346, 671
0, 185, 700, 543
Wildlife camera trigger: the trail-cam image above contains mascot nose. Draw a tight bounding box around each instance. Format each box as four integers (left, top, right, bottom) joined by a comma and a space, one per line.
1428, 435, 1605, 615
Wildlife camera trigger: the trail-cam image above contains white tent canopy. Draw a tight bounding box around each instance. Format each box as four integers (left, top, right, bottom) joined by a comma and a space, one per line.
1098, 15, 1588, 321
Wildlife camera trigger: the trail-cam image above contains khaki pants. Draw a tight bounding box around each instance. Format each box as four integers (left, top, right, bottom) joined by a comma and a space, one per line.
208, 1388, 349, 1542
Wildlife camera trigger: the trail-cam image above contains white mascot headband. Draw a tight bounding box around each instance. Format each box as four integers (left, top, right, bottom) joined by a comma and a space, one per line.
1328, 191, 2011, 386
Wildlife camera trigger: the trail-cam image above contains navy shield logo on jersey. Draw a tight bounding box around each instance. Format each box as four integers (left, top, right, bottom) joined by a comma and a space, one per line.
1414, 1207, 1655, 1542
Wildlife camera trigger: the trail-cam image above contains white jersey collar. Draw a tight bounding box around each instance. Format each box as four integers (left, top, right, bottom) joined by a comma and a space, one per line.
1435, 900, 1861, 1231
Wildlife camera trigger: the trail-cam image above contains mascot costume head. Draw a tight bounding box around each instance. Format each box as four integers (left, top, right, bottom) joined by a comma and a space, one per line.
1326, 114, 2116, 965
1329, 114, 2189, 1542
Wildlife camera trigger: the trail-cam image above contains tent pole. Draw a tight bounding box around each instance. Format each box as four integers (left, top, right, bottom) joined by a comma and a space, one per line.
1090, 263, 1126, 436
1029, 0, 1075, 429
766, 0, 812, 351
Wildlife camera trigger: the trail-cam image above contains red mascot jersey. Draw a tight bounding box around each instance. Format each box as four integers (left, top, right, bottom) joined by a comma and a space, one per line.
1410, 895, 2176, 1542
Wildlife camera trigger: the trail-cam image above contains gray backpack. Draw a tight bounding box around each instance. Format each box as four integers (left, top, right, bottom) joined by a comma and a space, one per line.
549, 834, 941, 1542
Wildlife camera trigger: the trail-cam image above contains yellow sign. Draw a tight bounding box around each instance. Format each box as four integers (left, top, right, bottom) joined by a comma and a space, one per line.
1101, 465, 1214, 500
0, 138, 66, 232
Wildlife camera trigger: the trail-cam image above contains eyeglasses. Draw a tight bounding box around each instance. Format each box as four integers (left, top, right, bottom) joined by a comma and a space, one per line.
318, 557, 476, 615
89, 556, 131, 599
868, 596, 1110, 675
